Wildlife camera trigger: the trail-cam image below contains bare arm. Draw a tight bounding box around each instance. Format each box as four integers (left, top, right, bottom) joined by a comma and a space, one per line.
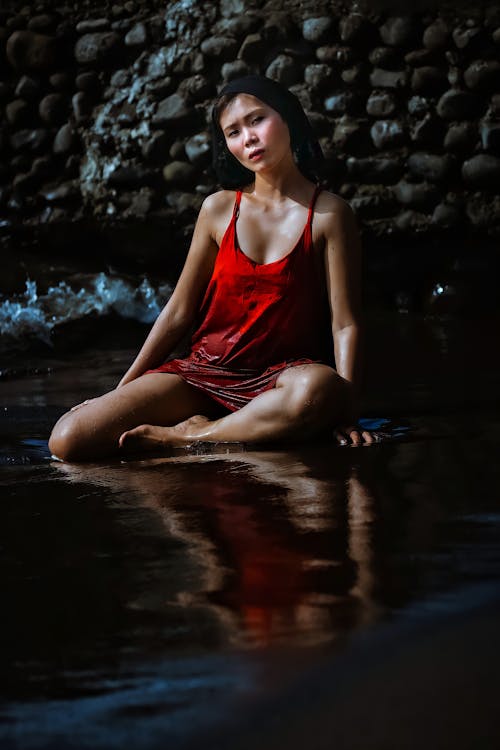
117, 194, 223, 387
323, 197, 372, 444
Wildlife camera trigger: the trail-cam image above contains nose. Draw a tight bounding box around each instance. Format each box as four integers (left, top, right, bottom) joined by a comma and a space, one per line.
243, 127, 257, 147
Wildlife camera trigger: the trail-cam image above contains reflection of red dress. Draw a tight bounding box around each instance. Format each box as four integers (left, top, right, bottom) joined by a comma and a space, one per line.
152, 187, 334, 411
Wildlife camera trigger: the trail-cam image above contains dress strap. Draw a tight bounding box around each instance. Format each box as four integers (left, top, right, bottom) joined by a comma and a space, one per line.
306, 185, 322, 229
233, 190, 242, 219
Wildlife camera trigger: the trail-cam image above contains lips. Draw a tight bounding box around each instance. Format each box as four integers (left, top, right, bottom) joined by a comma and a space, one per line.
248, 148, 265, 160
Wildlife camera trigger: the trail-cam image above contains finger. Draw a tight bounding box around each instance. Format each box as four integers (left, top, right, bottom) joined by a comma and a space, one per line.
349, 430, 362, 446
362, 430, 374, 445
334, 430, 348, 446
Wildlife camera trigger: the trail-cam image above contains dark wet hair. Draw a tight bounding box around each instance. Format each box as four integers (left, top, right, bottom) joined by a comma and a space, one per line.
211, 75, 324, 189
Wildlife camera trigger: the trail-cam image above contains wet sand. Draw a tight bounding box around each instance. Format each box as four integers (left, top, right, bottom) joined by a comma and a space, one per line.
1, 312, 500, 748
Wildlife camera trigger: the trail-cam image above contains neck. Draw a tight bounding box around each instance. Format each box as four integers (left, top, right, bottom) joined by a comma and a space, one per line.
251, 157, 312, 202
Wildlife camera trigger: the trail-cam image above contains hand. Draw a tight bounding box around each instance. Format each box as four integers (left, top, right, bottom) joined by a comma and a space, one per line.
335, 424, 379, 446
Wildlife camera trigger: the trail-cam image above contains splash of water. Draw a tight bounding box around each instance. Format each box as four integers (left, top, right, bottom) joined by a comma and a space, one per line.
0, 274, 172, 346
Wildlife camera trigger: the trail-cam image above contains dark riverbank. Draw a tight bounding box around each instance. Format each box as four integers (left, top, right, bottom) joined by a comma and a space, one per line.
1, 310, 499, 748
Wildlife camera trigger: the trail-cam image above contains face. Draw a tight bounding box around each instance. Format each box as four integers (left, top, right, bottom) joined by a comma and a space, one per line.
219, 93, 292, 173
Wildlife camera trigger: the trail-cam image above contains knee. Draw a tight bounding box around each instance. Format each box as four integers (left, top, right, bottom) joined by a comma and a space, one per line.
48, 413, 86, 461
285, 366, 345, 428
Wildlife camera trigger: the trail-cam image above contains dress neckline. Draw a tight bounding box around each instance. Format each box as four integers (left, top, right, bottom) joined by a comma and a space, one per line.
233, 186, 321, 268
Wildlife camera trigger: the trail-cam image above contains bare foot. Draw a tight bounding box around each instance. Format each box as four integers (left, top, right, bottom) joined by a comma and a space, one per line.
119, 415, 211, 453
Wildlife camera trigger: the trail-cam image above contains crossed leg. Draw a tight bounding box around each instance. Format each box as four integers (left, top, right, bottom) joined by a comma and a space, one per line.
119, 364, 351, 453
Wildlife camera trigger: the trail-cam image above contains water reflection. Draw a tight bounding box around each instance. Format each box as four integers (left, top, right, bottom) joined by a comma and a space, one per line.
54, 446, 385, 649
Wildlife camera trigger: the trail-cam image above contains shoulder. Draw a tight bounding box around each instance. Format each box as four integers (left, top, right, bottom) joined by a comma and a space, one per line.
314, 189, 360, 243
199, 189, 238, 244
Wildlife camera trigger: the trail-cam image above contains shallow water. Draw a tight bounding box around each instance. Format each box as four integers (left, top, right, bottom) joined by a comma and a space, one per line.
1, 312, 500, 748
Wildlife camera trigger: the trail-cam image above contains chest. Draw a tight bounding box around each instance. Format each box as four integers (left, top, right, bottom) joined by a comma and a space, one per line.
234, 203, 313, 265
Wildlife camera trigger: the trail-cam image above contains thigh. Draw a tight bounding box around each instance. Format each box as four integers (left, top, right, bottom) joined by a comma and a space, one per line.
50, 373, 223, 459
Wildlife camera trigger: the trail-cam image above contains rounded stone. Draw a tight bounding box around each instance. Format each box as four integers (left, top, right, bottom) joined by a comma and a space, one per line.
346, 156, 403, 184
76, 19, 110, 33
410, 114, 445, 147
431, 202, 461, 229
393, 180, 439, 208
408, 95, 429, 115
324, 92, 357, 115
394, 210, 430, 233
153, 93, 191, 126
6, 99, 31, 126
74, 32, 122, 65
179, 74, 213, 103
10, 128, 49, 152
437, 89, 481, 120
238, 33, 265, 64
27, 14, 57, 33
265, 55, 301, 87
407, 152, 456, 182
75, 71, 101, 97
316, 45, 355, 65
462, 154, 500, 188
466, 193, 500, 227
200, 36, 239, 60
452, 25, 481, 51
443, 122, 478, 152
6, 30, 58, 72
221, 59, 249, 82
423, 19, 450, 50
332, 116, 365, 149
39, 93, 67, 125
185, 132, 211, 166
369, 46, 401, 69
379, 16, 418, 47
339, 14, 374, 45
302, 17, 334, 44
464, 60, 500, 92
370, 119, 405, 149
366, 91, 397, 117
304, 64, 334, 90
72, 91, 93, 123
49, 72, 72, 92
141, 131, 170, 162
370, 68, 408, 89
15, 74, 39, 100
163, 160, 197, 186
53, 123, 77, 154
405, 48, 439, 67
125, 22, 148, 47
480, 121, 500, 153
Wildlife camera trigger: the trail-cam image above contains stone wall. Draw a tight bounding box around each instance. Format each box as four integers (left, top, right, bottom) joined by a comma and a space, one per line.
1, 0, 499, 283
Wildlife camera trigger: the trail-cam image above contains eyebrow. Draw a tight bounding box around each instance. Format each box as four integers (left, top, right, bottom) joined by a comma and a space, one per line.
221, 107, 265, 133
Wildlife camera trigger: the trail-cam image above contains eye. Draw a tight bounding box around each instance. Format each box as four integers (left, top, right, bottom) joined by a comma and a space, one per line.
226, 129, 239, 138
251, 115, 264, 125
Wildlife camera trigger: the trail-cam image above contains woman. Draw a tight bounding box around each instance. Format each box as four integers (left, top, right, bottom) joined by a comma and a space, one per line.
49, 75, 374, 461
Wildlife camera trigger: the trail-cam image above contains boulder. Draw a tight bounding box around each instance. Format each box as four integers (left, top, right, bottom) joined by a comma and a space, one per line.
266, 55, 302, 86
200, 36, 239, 60
423, 19, 451, 50
15, 75, 40, 100
124, 22, 148, 48
39, 93, 67, 125
74, 32, 122, 65
6, 30, 59, 72
302, 17, 335, 44
393, 179, 439, 209
407, 152, 456, 182
462, 154, 500, 188
370, 119, 405, 149
163, 161, 197, 186
346, 156, 403, 184
185, 132, 211, 166
437, 89, 482, 120
153, 93, 191, 126
370, 68, 408, 89
443, 122, 478, 152
480, 121, 500, 153
464, 60, 500, 92
380, 16, 418, 47
53, 123, 78, 155
366, 91, 397, 117
411, 66, 448, 95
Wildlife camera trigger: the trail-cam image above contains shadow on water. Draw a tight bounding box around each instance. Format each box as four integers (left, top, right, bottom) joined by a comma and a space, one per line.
1, 312, 500, 748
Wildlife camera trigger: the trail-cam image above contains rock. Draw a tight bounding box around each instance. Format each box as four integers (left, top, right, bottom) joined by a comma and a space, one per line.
346, 156, 403, 184
72, 91, 93, 123
407, 95, 429, 115
393, 179, 439, 208
341, 64, 367, 86
370, 119, 405, 149
464, 60, 500, 92
6, 99, 31, 127
443, 122, 478, 152
395, 210, 430, 233
53, 123, 77, 154
316, 45, 355, 65
169, 140, 186, 160
27, 14, 58, 33
265, 55, 301, 87
411, 66, 448, 95
31, 155, 55, 179
410, 114, 445, 147
350, 188, 398, 219
13, 172, 37, 195
324, 91, 358, 115
431, 202, 461, 229
153, 93, 191, 126
369, 46, 401, 69
493, 28, 500, 45
220, 0, 248, 18
332, 116, 367, 150
6, 30, 59, 72
125, 22, 148, 48
179, 74, 213, 103
185, 132, 211, 166
466, 193, 500, 227
437, 89, 482, 120
117, 101, 137, 125
15, 75, 39, 100
74, 32, 122, 65
221, 59, 249, 82
200, 36, 239, 60
289, 84, 313, 113
217, 13, 260, 37
10, 128, 48, 152
379, 16, 418, 47
302, 17, 334, 44
75, 71, 101, 97
238, 33, 265, 64
141, 131, 170, 162
40, 180, 80, 203
339, 14, 375, 46
407, 152, 456, 182
404, 48, 440, 67
76, 19, 110, 33
423, 19, 450, 50
39, 93, 67, 125
162, 160, 197, 186
370, 68, 408, 88
110, 69, 130, 88
462, 154, 500, 188
366, 91, 397, 117
50, 72, 72, 92
480, 121, 500, 153
304, 64, 334, 90
452, 24, 481, 51
124, 187, 155, 218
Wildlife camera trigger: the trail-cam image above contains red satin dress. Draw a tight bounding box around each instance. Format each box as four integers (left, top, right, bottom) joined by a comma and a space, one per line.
151, 187, 334, 411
